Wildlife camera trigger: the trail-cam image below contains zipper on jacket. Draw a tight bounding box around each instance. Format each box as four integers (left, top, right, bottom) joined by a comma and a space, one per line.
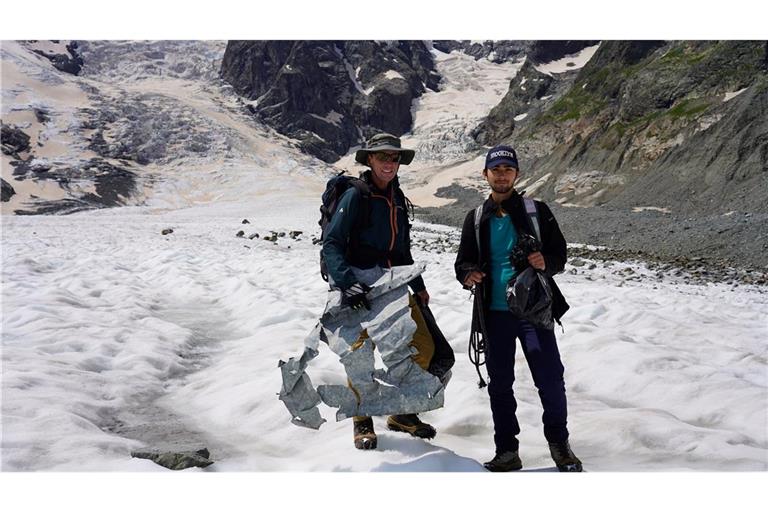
371, 189, 397, 267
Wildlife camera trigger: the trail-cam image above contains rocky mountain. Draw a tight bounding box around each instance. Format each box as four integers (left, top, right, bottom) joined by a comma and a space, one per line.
1, 40, 329, 215
219, 40, 603, 163
431, 40, 599, 65
476, 41, 768, 215
219, 41, 441, 162
4, 39, 767, 269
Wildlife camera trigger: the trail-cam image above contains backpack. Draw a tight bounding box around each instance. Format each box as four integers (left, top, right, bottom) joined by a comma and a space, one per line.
318, 171, 415, 282
318, 171, 371, 282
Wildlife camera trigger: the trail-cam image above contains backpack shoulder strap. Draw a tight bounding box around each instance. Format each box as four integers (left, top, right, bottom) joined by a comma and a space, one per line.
523, 196, 541, 241
473, 205, 483, 257
344, 177, 371, 226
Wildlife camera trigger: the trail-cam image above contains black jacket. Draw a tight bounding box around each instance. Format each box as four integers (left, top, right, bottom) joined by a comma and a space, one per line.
454, 191, 570, 324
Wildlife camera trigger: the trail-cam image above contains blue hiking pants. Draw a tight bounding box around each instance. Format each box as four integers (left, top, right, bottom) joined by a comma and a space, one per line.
485, 310, 569, 454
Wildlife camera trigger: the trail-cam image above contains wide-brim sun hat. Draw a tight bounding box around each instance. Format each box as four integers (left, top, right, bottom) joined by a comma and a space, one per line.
355, 133, 415, 166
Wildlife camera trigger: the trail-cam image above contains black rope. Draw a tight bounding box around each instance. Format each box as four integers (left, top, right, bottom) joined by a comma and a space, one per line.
468, 283, 488, 388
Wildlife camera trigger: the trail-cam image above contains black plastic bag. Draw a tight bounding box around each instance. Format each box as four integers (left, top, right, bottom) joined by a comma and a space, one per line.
506, 267, 554, 330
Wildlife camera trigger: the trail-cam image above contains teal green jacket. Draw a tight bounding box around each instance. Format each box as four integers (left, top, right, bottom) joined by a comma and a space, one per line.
322, 172, 426, 293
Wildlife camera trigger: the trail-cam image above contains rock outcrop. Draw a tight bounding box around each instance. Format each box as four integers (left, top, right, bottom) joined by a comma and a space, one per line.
1, 123, 31, 157
1, 178, 16, 202
431, 40, 598, 65
219, 41, 440, 162
432, 40, 529, 63
25, 40, 84, 75
526, 40, 602, 64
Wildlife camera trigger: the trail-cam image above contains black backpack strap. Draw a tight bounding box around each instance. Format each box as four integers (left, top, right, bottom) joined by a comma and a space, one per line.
349, 178, 371, 227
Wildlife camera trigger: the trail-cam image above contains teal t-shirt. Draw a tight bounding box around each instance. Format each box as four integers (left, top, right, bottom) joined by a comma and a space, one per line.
489, 213, 519, 311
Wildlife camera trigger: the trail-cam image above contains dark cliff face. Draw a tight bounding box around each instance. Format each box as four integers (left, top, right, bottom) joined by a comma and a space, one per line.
473, 59, 556, 144
27, 40, 84, 75
526, 40, 601, 64
478, 40, 768, 214
220, 41, 439, 162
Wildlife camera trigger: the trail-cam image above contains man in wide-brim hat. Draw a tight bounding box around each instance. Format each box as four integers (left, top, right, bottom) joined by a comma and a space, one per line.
323, 132, 446, 449
354, 132, 416, 167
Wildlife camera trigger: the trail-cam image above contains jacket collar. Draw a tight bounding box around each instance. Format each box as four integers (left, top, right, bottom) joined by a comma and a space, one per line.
482, 189, 524, 217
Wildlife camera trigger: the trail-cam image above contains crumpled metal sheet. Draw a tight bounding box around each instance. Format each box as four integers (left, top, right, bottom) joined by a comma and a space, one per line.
277, 324, 326, 429
278, 264, 447, 427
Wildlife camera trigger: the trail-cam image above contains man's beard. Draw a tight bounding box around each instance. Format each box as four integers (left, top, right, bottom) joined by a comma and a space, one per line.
490, 182, 514, 194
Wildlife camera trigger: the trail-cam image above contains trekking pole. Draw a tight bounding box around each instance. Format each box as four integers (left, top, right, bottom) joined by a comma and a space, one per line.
468, 282, 488, 388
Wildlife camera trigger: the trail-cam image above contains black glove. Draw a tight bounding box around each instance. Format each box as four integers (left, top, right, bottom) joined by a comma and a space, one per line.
342, 282, 372, 311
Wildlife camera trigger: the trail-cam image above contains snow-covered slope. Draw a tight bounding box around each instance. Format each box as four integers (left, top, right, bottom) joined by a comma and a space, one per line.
2, 196, 766, 471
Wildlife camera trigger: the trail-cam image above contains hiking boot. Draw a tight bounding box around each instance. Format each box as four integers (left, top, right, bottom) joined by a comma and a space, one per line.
483, 451, 523, 472
353, 417, 377, 450
548, 441, 583, 472
386, 414, 437, 439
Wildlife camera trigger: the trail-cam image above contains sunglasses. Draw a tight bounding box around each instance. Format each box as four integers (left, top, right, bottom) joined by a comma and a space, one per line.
372, 152, 402, 163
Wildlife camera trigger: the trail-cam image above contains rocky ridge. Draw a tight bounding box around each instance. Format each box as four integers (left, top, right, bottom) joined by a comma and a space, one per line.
219, 41, 441, 162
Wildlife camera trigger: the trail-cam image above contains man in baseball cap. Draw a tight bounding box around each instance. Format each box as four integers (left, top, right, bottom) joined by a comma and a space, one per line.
455, 144, 582, 472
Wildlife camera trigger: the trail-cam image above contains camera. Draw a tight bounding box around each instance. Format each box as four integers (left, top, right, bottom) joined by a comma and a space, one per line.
509, 233, 542, 269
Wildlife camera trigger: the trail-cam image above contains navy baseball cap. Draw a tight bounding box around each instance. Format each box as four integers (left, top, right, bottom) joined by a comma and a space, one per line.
485, 145, 519, 170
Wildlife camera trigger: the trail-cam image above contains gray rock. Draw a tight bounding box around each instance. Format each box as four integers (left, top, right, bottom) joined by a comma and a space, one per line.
1, 123, 31, 156
161, 228, 173, 235
1, 178, 15, 202
131, 448, 213, 470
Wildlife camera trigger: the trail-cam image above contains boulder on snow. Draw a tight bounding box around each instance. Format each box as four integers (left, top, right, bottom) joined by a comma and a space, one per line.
131, 448, 213, 470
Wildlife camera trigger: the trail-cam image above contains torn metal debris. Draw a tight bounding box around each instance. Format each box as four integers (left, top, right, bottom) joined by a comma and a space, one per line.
278, 264, 447, 427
